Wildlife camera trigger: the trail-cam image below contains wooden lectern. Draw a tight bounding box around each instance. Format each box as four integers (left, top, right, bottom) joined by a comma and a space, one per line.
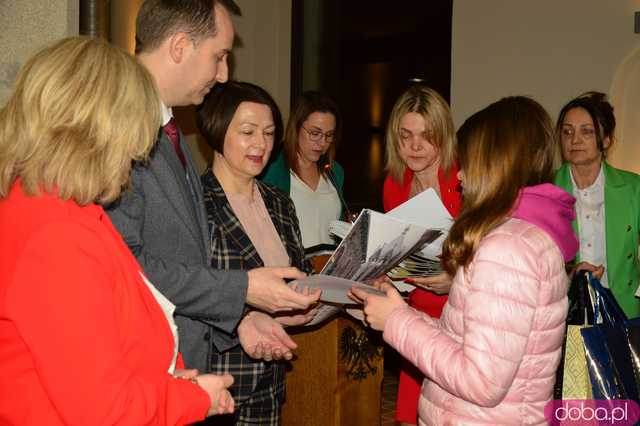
281, 255, 384, 426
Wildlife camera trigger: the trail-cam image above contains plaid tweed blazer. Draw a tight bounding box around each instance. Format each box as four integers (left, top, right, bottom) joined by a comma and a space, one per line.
201, 168, 311, 406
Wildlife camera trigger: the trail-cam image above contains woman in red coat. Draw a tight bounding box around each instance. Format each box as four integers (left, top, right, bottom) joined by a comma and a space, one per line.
382, 84, 461, 425
0, 37, 236, 425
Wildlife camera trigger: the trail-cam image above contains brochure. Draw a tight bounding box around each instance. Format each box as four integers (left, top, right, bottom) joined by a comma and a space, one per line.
292, 192, 448, 325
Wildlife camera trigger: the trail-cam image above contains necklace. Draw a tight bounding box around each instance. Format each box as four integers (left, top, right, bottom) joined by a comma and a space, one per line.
410, 172, 440, 198
410, 176, 425, 198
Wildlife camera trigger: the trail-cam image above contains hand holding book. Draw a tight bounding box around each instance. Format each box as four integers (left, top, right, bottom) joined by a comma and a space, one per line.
405, 271, 453, 295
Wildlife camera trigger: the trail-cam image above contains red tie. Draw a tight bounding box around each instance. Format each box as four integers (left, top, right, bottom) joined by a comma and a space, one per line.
163, 117, 186, 168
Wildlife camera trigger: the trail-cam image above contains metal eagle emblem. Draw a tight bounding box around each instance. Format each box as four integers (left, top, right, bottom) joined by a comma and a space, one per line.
339, 325, 383, 381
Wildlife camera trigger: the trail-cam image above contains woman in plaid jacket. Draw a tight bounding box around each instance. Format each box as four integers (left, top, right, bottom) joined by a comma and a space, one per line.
197, 81, 317, 425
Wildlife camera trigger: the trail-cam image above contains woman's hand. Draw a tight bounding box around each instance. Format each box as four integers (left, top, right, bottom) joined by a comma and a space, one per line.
406, 271, 453, 295
238, 311, 297, 361
349, 282, 406, 331
195, 373, 235, 416
275, 283, 320, 326
246, 267, 321, 313
275, 305, 320, 327
370, 274, 393, 290
573, 261, 605, 280
173, 368, 198, 380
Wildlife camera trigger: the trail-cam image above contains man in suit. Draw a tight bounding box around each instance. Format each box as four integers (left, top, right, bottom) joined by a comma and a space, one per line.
107, 0, 319, 374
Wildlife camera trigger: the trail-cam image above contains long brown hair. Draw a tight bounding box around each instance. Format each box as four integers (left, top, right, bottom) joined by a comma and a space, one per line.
282, 91, 341, 177
441, 96, 559, 274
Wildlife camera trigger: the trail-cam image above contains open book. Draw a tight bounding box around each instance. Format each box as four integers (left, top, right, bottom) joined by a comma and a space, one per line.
293, 189, 452, 325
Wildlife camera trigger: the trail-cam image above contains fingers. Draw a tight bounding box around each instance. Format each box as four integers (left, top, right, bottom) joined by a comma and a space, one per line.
247, 267, 314, 312
410, 275, 451, 293
273, 347, 283, 359
220, 373, 234, 388
575, 262, 599, 272
347, 290, 360, 304
412, 271, 450, 285
305, 306, 321, 320
380, 282, 396, 293
199, 373, 235, 416
266, 344, 292, 361
371, 281, 383, 291
274, 314, 300, 326
216, 390, 234, 414
272, 325, 297, 350
410, 276, 436, 287
273, 266, 307, 280
279, 285, 320, 310
349, 286, 368, 303
407, 277, 430, 291
227, 395, 235, 414
250, 342, 263, 360
574, 262, 605, 280
260, 343, 273, 362
275, 308, 319, 326
264, 343, 273, 362
249, 341, 289, 362
371, 275, 392, 290
593, 265, 605, 279
174, 368, 198, 379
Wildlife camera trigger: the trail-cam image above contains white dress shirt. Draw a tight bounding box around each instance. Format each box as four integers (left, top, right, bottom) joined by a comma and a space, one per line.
161, 102, 172, 126
140, 272, 179, 374
572, 166, 609, 287
290, 172, 341, 248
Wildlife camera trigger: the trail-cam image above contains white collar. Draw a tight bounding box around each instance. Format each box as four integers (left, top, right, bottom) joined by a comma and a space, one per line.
570, 163, 604, 194
161, 103, 173, 127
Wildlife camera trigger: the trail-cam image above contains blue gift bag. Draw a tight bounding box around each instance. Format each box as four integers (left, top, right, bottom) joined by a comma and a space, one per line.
580, 274, 640, 401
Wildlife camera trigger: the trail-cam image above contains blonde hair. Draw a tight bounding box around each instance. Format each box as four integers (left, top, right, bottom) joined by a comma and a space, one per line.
0, 36, 161, 205
384, 85, 455, 184
442, 96, 559, 274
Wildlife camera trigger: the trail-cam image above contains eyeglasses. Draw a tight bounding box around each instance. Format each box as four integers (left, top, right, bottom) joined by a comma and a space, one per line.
302, 126, 335, 143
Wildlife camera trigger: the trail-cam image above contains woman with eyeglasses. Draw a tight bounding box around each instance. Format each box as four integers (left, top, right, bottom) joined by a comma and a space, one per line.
261, 91, 344, 248
554, 91, 640, 319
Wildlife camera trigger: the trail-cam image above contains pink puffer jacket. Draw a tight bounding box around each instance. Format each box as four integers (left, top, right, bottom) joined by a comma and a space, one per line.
384, 184, 578, 425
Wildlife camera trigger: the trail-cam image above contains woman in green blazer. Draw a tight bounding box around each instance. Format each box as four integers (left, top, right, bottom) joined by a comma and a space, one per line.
261, 91, 345, 248
554, 91, 640, 318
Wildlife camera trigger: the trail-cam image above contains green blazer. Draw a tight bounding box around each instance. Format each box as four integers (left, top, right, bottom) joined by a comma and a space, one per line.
260, 151, 345, 216
555, 161, 640, 318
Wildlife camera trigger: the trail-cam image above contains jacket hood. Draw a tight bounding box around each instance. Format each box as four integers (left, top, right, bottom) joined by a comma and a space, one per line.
512, 183, 578, 262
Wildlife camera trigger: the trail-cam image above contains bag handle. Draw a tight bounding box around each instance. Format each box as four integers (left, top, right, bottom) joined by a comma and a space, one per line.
586, 272, 629, 327
567, 270, 595, 326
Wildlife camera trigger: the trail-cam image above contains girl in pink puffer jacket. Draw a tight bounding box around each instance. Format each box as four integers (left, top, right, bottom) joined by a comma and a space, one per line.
352, 96, 578, 425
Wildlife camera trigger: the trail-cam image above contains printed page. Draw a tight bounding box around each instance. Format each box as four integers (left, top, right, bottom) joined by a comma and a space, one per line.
322, 209, 441, 284
300, 201, 447, 326
387, 188, 453, 259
